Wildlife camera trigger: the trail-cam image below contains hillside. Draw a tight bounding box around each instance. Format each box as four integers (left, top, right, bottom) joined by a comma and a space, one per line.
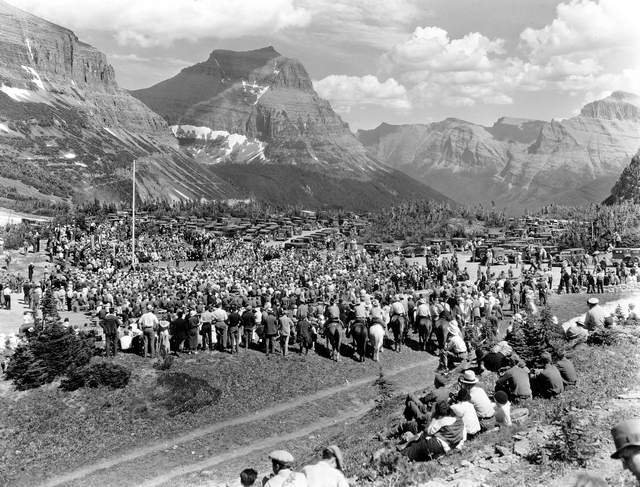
358, 92, 640, 210
132, 47, 451, 209
603, 149, 640, 205
0, 0, 238, 205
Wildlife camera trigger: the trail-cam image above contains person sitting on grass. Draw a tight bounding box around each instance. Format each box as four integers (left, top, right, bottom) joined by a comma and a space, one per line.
400, 400, 466, 462
450, 388, 481, 437
302, 444, 349, 487
495, 357, 532, 404
240, 467, 258, 486
458, 370, 495, 431
263, 450, 307, 487
390, 373, 450, 438
531, 351, 564, 398
494, 390, 512, 427
556, 350, 578, 387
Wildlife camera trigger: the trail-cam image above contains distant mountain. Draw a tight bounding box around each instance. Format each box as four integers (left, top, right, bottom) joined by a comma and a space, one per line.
132, 47, 451, 209
358, 91, 640, 210
603, 150, 640, 205
0, 0, 237, 205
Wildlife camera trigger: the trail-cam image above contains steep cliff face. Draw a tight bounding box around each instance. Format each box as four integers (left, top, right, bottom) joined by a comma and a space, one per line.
132, 47, 450, 207
358, 92, 640, 209
604, 150, 640, 205
0, 0, 236, 204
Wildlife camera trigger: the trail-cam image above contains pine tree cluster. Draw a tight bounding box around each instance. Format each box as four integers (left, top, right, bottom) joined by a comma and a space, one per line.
507, 307, 565, 369
5, 324, 94, 390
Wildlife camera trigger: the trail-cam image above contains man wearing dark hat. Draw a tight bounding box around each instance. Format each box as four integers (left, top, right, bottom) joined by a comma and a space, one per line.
532, 351, 564, 398
302, 444, 348, 486
611, 419, 640, 482
263, 450, 307, 487
495, 357, 532, 403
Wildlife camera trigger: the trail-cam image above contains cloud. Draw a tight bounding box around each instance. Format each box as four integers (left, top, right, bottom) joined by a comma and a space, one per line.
296, 0, 428, 49
520, 0, 640, 61
379, 27, 516, 108
314, 75, 411, 112
383, 27, 505, 75
8, 0, 311, 47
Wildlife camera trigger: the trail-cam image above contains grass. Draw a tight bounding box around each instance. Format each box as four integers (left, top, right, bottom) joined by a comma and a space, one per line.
0, 340, 432, 485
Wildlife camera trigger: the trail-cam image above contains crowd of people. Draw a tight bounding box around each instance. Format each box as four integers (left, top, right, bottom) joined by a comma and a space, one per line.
2, 216, 640, 485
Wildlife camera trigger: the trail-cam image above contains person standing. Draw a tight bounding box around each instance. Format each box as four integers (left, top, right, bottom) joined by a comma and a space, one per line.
2, 283, 11, 310
227, 305, 241, 354
187, 310, 201, 354
262, 308, 278, 357
278, 312, 294, 357
101, 307, 122, 357
200, 305, 215, 352
139, 305, 159, 358
241, 306, 255, 349
212, 302, 228, 352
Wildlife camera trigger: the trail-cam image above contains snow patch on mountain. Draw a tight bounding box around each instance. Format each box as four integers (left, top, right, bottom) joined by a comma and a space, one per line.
170, 124, 266, 162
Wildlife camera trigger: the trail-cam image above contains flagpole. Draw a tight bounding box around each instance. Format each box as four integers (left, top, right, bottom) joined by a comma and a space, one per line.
132, 159, 136, 269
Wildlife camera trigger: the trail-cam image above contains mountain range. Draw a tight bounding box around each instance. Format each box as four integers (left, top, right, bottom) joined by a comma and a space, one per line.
358, 91, 640, 210
1, 0, 638, 213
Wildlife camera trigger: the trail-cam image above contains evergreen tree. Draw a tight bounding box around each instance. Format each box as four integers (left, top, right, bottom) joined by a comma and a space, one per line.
507, 307, 564, 368
41, 285, 59, 324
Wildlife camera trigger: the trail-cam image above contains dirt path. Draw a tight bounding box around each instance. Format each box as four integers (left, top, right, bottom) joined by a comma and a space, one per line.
40, 356, 437, 487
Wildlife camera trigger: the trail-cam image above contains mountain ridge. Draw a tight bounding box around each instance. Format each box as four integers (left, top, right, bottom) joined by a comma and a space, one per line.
358, 92, 640, 210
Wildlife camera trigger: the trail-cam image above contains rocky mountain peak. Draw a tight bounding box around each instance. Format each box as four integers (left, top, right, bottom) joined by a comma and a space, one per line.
580, 91, 640, 121
603, 150, 640, 205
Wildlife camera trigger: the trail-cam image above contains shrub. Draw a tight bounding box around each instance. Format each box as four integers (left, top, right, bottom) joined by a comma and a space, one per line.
60, 360, 131, 391
5, 324, 93, 390
543, 401, 598, 467
508, 307, 565, 368
152, 372, 221, 417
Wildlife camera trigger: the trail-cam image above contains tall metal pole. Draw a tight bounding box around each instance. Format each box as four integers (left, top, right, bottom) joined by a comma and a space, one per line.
132, 159, 136, 268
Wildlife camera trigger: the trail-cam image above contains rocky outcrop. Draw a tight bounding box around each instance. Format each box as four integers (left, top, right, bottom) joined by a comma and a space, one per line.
132, 46, 450, 207
358, 92, 640, 210
603, 150, 640, 205
0, 0, 237, 204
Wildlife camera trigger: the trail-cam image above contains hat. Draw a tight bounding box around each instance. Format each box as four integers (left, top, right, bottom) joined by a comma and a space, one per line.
494, 390, 509, 405
325, 445, 344, 470
269, 450, 294, 465
540, 351, 553, 363
611, 419, 640, 458
459, 370, 479, 385
551, 316, 559, 325
587, 297, 599, 306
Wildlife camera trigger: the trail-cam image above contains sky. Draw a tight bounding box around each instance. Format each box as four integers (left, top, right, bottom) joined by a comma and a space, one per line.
7, 0, 640, 130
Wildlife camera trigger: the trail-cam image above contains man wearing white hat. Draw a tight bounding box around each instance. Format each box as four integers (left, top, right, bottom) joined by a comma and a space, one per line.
302, 445, 349, 486
458, 370, 495, 431
584, 297, 605, 331
264, 450, 307, 487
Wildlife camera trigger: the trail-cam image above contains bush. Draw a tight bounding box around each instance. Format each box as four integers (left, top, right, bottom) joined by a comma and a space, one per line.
152, 372, 221, 417
60, 360, 131, 391
508, 307, 565, 368
5, 324, 94, 390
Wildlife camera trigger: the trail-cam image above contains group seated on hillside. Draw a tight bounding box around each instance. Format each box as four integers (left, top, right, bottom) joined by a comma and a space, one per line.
386, 347, 578, 462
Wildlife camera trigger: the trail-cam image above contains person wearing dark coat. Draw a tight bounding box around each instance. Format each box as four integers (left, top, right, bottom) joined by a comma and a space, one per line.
556, 351, 578, 387
170, 312, 189, 354
262, 309, 278, 356
533, 352, 564, 398
101, 309, 122, 357
495, 360, 532, 403
296, 317, 314, 355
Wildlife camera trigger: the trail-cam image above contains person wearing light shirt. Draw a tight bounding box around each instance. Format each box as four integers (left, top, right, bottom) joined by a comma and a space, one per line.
303, 445, 349, 487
